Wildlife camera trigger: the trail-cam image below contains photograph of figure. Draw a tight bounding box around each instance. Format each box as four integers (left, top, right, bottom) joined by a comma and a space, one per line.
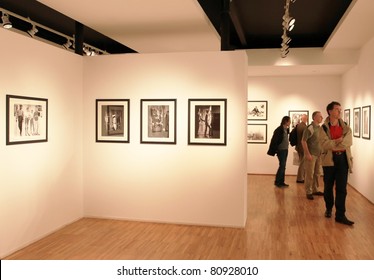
6, 95, 47, 145
147, 105, 169, 138
12, 104, 43, 138
100, 105, 124, 137
195, 105, 220, 139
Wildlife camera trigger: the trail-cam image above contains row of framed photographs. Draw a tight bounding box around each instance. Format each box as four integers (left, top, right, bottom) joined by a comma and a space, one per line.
96, 98, 228, 145
247, 108, 310, 144
5, 95, 227, 145
344, 106, 371, 139
247, 105, 372, 144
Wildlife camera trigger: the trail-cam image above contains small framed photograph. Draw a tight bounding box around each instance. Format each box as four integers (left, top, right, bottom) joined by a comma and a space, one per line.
188, 99, 227, 145
362, 105, 371, 140
247, 100, 268, 120
247, 124, 267, 144
96, 99, 130, 143
140, 99, 176, 144
289, 110, 309, 129
344, 109, 350, 126
353, 107, 361, 138
6, 94, 48, 145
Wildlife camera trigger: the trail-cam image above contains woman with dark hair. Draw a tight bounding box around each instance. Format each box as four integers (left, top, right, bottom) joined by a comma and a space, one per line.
267, 116, 291, 187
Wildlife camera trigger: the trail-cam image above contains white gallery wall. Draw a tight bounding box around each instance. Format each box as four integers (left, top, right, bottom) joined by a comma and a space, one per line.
247, 75, 341, 176
0, 29, 84, 258
82, 51, 248, 227
341, 36, 374, 203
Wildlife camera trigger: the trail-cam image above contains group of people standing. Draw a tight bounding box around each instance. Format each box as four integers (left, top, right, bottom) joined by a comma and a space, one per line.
267, 101, 354, 226
16, 104, 40, 137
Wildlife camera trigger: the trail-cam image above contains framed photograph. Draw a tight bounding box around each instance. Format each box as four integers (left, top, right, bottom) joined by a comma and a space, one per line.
289, 110, 309, 129
140, 99, 176, 144
188, 99, 227, 145
343, 109, 350, 126
96, 99, 130, 143
362, 105, 371, 140
353, 107, 361, 138
247, 100, 268, 120
6, 94, 48, 145
247, 124, 267, 144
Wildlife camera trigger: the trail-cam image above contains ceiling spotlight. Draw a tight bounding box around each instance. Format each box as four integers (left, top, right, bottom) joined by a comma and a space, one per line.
62, 39, 72, 49
288, 17, 295, 31
281, 49, 289, 58
282, 16, 295, 31
27, 25, 38, 37
281, 34, 291, 44
83, 46, 95, 56
1, 12, 12, 29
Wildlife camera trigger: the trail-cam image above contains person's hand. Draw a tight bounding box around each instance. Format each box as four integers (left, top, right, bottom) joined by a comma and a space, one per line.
335, 137, 343, 144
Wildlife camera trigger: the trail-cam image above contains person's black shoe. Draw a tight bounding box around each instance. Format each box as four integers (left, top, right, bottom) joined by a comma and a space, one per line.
275, 183, 289, 188
325, 209, 332, 218
312, 191, 324, 196
296, 180, 304, 183
306, 194, 314, 200
335, 216, 354, 225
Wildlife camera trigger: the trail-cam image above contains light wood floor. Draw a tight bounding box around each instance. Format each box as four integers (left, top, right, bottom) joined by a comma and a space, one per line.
4, 174, 374, 260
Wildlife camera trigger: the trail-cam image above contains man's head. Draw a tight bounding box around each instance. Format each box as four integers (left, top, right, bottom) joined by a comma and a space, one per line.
312, 111, 323, 124
326, 101, 342, 119
300, 114, 308, 124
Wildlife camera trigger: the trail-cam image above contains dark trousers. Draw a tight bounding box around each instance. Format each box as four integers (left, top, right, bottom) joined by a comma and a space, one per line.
275, 149, 288, 185
323, 152, 349, 218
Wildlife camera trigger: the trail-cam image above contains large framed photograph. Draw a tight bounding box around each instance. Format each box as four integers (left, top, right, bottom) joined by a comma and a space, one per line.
6, 94, 48, 145
188, 99, 227, 145
289, 110, 309, 129
140, 99, 176, 144
247, 124, 267, 144
96, 99, 130, 143
353, 107, 361, 138
247, 100, 267, 121
362, 105, 371, 139
344, 109, 350, 126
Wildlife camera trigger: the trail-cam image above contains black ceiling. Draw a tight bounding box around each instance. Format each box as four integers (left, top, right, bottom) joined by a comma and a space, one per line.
1, 0, 352, 54
199, 0, 353, 50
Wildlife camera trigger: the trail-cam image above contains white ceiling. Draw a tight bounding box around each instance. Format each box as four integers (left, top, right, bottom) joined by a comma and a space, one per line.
37, 0, 374, 76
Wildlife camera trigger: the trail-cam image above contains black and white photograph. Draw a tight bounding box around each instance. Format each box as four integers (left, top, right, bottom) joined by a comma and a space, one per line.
289, 110, 309, 129
96, 99, 130, 143
247, 100, 268, 120
188, 99, 227, 145
362, 105, 371, 139
353, 107, 361, 138
247, 124, 267, 144
344, 109, 350, 126
6, 94, 48, 145
140, 99, 176, 144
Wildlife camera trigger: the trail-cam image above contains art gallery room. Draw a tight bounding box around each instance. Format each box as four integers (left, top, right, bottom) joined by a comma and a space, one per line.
1, 0, 374, 263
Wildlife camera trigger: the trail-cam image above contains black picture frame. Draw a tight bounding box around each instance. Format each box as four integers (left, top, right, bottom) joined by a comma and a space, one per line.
362, 105, 371, 140
344, 109, 350, 126
289, 110, 309, 129
96, 99, 130, 143
247, 100, 268, 121
247, 124, 267, 144
140, 99, 177, 144
188, 99, 227, 145
6, 94, 48, 145
353, 107, 361, 138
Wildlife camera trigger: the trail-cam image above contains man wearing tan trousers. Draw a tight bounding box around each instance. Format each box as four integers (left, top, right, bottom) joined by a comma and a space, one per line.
301, 111, 324, 200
